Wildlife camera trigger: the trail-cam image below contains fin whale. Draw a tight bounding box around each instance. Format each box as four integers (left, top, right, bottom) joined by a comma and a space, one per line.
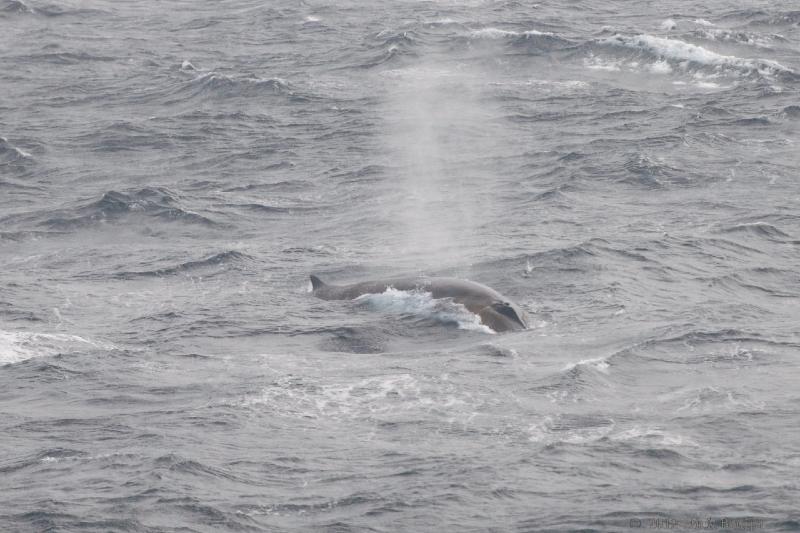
310, 275, 529, 332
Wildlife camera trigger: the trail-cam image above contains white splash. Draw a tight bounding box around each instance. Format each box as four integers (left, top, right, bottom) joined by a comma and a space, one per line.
660, 19, 677, 30
584, 54, 622, 71
0, 330, 116, 366
356, 288, 495, 334
562, 356, 610, 374
242, 373, 481, 425
649, 59, 673, 74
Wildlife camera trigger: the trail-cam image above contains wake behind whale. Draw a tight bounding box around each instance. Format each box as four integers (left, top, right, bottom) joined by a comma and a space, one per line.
310, 275, 529, 333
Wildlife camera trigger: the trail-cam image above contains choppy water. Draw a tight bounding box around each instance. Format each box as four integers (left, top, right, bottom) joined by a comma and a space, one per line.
2, 0, 800, 531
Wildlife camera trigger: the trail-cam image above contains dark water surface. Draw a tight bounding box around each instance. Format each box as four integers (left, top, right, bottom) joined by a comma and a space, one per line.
2, 0, 799, 531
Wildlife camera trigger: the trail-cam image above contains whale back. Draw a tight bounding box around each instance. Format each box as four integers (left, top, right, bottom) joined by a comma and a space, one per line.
310, 275, 529, 332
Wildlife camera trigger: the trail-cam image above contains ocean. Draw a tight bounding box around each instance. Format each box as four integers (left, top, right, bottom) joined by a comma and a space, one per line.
1, 0, 799, 531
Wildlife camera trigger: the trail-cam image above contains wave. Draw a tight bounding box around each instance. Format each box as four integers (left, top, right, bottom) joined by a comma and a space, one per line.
731, 9, 800, 27
314, 325, 389, 354
611, 426, 698, 447
171, 71, 293, 101
717, 221, 792, 241
179, 59, 198, 72
526, 242, 597, 264
781, 105, 800, 118
234, 493, 388, 518
527, 414, 616, 444
620, 153, 687, 188
0, 229, 65, 243
222, 202, 326, 215
562, 356, 610, 374
673, 386, 766, 414
0, 0, 32, 14
112, 250, 253, 279
529, 356, 616, 404
521, 238, 666, 276
0, 136, 33, 165
694, 271, 799, 298
2, 0, 100, 16
11, 51, 116, 65
153, 453, 253, 482
0, 448, 88, 474
616, 327, 797, 369
687, 28, 787, 48
349, 30, 421, 69
75, 121, 179, 153
122, 68, 303, 106
242, 372, 482, 426
36, 187, 219, 229
469, 27, 575, 53
375, 28, 420, 48
0, 330, 116, 365
470, 27, 553, 39
598, 33, 795, 80
222, 179, 311, 193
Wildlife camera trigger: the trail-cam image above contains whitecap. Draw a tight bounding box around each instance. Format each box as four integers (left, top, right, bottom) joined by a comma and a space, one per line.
696, 28, 778, 48
562, 356, 610, 374
584, 54, 621, 71
470, 27, 553, 39
0, 330, 116, 366
603, 34, 792, 78
649, 59, 673, 74
660, 19, 677, 31
0, 136, 33, 159
241, 373, 480, 423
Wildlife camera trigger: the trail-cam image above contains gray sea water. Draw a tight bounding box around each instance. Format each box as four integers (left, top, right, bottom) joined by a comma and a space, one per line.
2, 0, 800, 531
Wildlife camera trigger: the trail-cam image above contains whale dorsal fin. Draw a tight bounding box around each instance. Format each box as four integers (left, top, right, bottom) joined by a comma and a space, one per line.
310, 275, 326, 290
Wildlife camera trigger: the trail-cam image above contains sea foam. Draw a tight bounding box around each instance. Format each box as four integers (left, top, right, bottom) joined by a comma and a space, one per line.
604, 34, 793, 77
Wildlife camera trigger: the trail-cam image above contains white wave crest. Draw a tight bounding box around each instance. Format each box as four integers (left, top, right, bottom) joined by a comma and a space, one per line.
0, 330, 116, 366
356, 288, 494, 334
695, 28, 780, 48
611, 427, 699, 447
562, 356, 610, 374
470, 27, 552, 39
0, 136, 32, 159
604, 34, 793, 77
660, 19, 677, 31
584, 54, 622, 71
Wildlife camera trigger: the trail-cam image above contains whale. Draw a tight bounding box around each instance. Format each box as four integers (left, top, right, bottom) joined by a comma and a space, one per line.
310, 275, 529, 332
